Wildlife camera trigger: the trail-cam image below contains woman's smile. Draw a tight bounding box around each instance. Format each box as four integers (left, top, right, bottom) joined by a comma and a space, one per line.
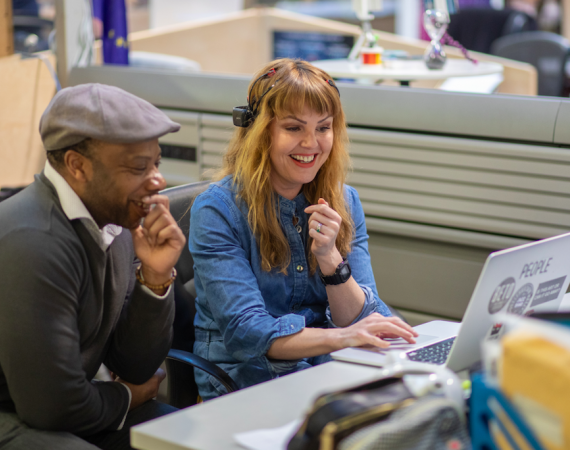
289, 153, 318, 167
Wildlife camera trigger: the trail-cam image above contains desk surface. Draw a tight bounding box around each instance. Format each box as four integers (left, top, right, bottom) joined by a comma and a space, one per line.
312, 58, 504, 81
131, 361, 384, 450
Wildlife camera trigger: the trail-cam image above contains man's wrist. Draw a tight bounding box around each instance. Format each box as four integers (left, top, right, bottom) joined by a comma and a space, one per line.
137, 265, 176, 295
140, 265, 172, 285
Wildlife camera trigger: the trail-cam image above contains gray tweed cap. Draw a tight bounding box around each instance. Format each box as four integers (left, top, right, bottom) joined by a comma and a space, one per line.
40, 83, 180, 151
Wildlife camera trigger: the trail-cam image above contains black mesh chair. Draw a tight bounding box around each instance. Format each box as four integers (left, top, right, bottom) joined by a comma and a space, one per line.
447, 8, 537, 54
162, 181, 407, 407
491, 31, 570, 97
162, 182, 238, 408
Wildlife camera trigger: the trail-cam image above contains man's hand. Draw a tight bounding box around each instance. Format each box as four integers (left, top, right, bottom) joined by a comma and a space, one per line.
117, 368, 166, 411
131, 194, 185, 293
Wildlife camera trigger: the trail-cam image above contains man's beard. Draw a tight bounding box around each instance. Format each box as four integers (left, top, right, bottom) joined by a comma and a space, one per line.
82, 171, 136, 229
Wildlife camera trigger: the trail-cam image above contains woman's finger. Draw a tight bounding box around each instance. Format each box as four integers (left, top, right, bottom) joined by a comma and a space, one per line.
308, 211, 339, 231
385, 316, 419, 336
369, 322, 416, 344
304, 203, 342, 223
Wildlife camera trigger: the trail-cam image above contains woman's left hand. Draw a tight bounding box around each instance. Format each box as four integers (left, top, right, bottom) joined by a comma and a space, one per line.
305, 199, 343, 273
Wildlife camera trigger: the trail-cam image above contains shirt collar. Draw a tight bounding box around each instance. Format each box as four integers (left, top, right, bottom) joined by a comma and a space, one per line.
44, 161, 122, 251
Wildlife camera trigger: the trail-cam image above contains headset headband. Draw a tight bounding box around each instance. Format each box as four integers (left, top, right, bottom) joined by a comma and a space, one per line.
232, 68, 340, 128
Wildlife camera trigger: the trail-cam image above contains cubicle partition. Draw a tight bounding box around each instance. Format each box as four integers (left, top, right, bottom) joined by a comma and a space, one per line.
69, 66, 570, 324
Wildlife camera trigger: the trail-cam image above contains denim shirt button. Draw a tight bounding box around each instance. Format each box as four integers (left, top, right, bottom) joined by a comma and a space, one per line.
296, 265, 304, 272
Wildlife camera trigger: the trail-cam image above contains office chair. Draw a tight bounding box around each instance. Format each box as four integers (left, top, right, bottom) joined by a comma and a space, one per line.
162, 181, 408, 408
491, 31, 570, 97
447, 8, 537, 54
162, 181, 239, 408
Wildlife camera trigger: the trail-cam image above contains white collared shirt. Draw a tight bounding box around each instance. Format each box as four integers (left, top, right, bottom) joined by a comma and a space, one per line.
44, 161, 123, 251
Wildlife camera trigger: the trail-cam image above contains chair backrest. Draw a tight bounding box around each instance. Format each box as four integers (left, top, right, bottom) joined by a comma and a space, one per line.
162, 181, 211, 285
162, 181, 210, 353
447, 9, 537, 54
491, 31, 570, 96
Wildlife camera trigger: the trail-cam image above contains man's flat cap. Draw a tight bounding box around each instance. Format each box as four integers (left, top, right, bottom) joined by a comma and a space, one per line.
40, 83, 181, 151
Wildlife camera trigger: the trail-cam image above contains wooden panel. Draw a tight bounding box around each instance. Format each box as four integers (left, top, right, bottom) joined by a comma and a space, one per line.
0, 0, 13, 58
0, 54, 56, 188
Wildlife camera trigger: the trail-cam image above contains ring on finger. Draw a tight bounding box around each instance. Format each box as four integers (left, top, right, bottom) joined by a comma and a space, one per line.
316, 222, 323, 233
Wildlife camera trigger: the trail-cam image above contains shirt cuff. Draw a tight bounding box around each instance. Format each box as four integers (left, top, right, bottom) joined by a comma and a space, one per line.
140, 283, 172, 299
260, 314, 306, 356
116, 382, 132, 430
326, 285, 383, 328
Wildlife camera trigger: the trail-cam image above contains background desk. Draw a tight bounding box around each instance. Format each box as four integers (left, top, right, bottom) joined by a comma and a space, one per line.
311, 58, 504, 86
131, 361, 384, 450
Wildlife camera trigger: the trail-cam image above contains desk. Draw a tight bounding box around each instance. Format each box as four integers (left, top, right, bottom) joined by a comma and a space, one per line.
131, 361, 384, 450
311, 58, 504, 86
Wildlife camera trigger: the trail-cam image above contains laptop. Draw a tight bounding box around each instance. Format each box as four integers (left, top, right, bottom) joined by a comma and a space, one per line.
332, 232, 570, 372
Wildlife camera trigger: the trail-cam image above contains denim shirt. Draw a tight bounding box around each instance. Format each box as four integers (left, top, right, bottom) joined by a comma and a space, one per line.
189, 175, 391, 400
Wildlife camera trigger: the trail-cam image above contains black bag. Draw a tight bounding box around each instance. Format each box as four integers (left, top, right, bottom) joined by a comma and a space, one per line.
287, 376, 415, 450
287, 374, 470, 450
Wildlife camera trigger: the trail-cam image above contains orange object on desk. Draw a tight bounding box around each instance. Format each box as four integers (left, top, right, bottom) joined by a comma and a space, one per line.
361, 47, 383, 65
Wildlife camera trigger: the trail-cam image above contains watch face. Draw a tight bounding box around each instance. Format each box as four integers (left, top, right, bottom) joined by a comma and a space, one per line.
339, 263, 351, 278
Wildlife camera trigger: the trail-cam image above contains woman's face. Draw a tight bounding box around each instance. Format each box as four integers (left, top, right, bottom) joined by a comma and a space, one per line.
268, 106, 333, 200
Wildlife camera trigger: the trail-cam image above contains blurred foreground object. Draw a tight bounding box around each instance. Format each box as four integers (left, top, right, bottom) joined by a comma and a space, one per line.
501, 330, 570, 449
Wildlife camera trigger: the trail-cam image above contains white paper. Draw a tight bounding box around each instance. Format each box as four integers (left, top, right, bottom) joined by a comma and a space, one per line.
439, 73, 504, 94
234, 419, 302, 450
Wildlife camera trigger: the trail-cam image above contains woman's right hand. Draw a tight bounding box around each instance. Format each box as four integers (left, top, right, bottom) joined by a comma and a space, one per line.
337, 313, 419, 349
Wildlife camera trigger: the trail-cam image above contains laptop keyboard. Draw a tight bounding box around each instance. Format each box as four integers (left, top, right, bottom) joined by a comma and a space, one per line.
406, 337, 456, 365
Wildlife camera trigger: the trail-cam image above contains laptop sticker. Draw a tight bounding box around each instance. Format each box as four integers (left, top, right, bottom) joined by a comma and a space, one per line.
530, 276, 567, 307
488, 277, 516, 314
507, 283, 534, 315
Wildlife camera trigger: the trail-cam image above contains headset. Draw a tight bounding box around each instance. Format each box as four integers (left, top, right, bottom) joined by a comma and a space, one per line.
232, 68, 341, 128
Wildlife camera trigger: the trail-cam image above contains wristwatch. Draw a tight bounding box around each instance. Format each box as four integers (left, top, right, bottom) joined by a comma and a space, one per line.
319, 258, 351, 286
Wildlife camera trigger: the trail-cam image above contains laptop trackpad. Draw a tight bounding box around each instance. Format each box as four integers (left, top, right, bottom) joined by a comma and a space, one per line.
384, 334, 439, 350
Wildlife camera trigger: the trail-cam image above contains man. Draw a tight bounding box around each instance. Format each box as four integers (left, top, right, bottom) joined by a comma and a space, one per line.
0, 84, 186, 449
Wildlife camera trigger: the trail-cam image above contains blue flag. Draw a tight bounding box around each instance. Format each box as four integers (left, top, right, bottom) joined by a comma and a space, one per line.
92, 0, 129, 65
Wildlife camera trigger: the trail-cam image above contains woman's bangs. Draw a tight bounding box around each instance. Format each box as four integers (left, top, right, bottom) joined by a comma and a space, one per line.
273, 78, 337, 118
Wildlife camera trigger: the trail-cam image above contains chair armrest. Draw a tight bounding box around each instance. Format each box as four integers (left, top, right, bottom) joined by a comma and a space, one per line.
167, 349, 239, 393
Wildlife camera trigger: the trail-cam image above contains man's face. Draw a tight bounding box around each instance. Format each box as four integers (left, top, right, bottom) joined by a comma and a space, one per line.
80, 139, 167, 230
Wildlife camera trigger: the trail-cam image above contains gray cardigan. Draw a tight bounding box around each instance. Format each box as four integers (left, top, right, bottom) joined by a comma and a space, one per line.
0, 173, 175, 436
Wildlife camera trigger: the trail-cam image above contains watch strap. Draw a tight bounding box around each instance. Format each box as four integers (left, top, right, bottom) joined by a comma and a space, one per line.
319, 258, 351, 286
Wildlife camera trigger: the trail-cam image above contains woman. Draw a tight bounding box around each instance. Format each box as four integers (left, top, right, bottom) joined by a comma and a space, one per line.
189, 58, 417, 401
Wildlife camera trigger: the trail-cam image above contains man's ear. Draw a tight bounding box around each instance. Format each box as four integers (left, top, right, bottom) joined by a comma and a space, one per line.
63, 150, 92, 183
